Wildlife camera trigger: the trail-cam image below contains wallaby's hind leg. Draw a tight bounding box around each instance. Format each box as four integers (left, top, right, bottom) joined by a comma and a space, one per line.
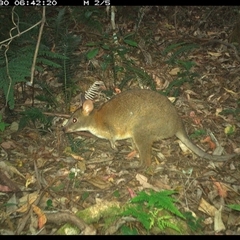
132, 133, 153, 168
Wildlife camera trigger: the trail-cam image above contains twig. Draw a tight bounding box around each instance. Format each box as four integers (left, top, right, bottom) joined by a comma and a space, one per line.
30, 7, 46, 106
45, 212, 96, 235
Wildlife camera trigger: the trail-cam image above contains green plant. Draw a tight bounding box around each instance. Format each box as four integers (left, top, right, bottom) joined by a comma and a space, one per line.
0, 114, 10, 132
190, 129, 206, 139
0, 43, 66, 110
72, 7, 103, 33
164, 60, 199, 97
0, 7, 80, 110
65, 135, 89, 154
86, 35, 155, 90
122, 190, 185, 234
19, 107, 53, 131
163, 42, 199, 65
45, 199, 54, 210
81, 192, 90, 201
220, 107, 240, 121
227, 204, 240, 211
162, 42, 199, 96
183, 211, 203, 233
121, 225, 138, 235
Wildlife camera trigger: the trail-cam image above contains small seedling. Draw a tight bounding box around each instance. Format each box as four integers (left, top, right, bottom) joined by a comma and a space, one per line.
0, 114, 9, 132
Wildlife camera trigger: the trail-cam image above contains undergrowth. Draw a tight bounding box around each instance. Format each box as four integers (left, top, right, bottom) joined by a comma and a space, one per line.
122, 190, 186, 234
19, 107, 53, 132
161, 42, 200, 97
1, 6, 201, 125
0, 114, 9, 133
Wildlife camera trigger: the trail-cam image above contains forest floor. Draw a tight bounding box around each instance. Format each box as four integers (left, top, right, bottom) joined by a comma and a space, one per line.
0, 6, 240, 235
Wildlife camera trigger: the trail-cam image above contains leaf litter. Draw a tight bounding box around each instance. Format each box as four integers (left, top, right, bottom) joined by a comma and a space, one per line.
0, 6, 240, 235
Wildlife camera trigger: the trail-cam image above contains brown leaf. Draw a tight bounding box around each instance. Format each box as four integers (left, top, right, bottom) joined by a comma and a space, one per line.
211, 177, 227, 198
207, 51, 222, 57
32, 204, 47, 229
127, 187, 136, 198
0, 169, 21, 193
0, 141, 16, 149
201, 136, 216, 150
214, 206, 226, 232
135, 173, 160, 191
86, 176, 112, 189
189, 111, 201, 125
0, 184, 12, 192
198, 198, 217, 216
17, 192, 39, 213
169, 67, 180, 75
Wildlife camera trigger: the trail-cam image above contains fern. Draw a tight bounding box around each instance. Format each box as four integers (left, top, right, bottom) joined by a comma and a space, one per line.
121, 226, 138, 235
19, 107, 53, 130
0, 42, 67, 109
123, 59, 155, 90
183, 212, 203, 233
163, 42, 199, 65
54, 7, 67, 40
131, 190, 185, 219
155, 214, 181, 233
0, 114, 10, 132
123, 204, 151, 230
162, 42, 187, 55
122, 190, 185, 233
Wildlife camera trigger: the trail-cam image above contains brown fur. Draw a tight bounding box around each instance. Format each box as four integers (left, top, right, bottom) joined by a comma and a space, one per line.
63, 89, 235, 168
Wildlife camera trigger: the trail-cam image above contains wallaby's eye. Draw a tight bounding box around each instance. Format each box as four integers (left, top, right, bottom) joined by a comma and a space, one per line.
73, 118, 77, 123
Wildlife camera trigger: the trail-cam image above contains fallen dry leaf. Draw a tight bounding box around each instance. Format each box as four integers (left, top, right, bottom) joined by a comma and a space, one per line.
0, 141, 17, 149
135, 173, 160, 191
32, 204, 47, 229
211, 177, 227, 198
201, 136, 216, 150
0, 184, 12, 192
25, 173, 36, 188
176, 140, 192, 155
214, 206, 226, 232
0, 161, 25, 179
234, 148, 240, 154
86, 176, 112, 189
126, 150, 138, 159
207, 51, 222, 57
168, 67, 180, 76
189, 111, 201, 125
69, 153, 85, 161
127, 187, 136, 198
17, 192, 39, 213
198, 198, 217, 217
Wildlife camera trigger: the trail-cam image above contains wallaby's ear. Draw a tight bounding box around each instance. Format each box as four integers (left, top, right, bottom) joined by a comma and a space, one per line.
79, 92, 86, 107
82, 100, 94, 116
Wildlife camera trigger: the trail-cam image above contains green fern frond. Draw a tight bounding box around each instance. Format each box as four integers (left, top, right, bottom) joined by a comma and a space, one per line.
0, 40, 68, 109
39, 49, 68, 61
162, 42, 186, 55
37, 57, 62, 68
157, 215, 181, 233
54, 7, 67, 38
131, 190, 185, 219
19, 107, 53, 130
121, 63, 155, 90
122, 205, 151, 230
163, 42, 199, 65
122, 190, 185, 233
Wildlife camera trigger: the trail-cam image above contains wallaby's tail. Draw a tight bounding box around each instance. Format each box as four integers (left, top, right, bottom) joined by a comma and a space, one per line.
175, 131, 235, 161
